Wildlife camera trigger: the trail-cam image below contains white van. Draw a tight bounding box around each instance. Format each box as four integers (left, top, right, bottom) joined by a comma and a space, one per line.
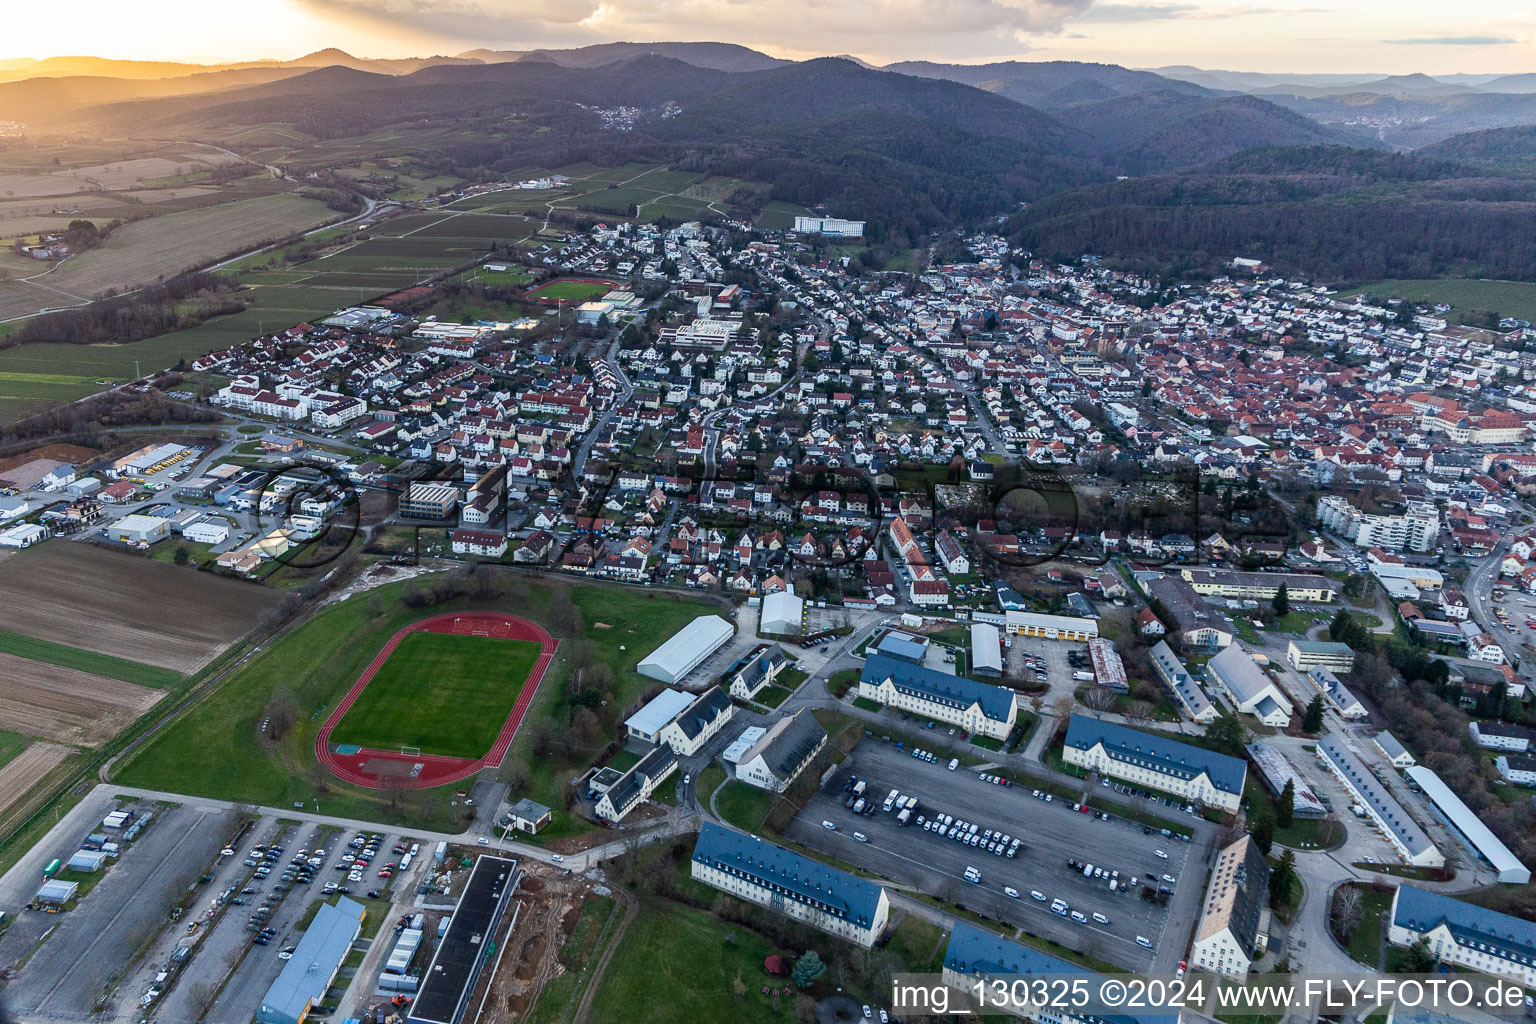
822, 820, 837, 830
1070, 910, 1088, 924
1030, 890, 1046, 902
1136, 936, 1153, 949
948, 758, 959, 771
1093, 912, 1110, 924
854, 832, 868, 843
1004, 887, 1021, 899
964, 866, 981, 883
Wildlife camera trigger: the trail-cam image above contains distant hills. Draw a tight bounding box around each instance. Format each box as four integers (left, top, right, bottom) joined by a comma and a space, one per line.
3, 43, 1536, 280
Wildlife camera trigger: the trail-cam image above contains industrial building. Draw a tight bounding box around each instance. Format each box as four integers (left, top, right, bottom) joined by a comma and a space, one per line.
1003, 610, 1098, 641
1189, 835, 1271, 980
108, 513, 170, 546
1390, 886, 1536, 986
760, 590, 805, 635
942, 922, 1181, 1024
1148, 640, 1217, 723
1406, 766, 1529, 883
399, 482, 458, 520
637, 615, 733, 684
257, 896, 365, 1024
1207, 644, 1293, 727
1086, 637, 1128, 692
1285, 639, 1356, 673
408, 857, 519, 1024
1316, 736, 1443, 868
734, 709, 828, 792
970, 622, 1002, 677
1245, 742, 1326, 818
1062, 715, 1246, 812
35, 879, 77, 905
691, 823, 889, 946
858, 653, 1018, 740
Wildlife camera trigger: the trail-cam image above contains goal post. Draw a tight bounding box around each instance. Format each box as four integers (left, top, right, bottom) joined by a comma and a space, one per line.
399, 746, 421, 757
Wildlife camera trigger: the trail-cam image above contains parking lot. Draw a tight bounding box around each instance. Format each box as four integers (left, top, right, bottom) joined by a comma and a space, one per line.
782, 740, 1190, 970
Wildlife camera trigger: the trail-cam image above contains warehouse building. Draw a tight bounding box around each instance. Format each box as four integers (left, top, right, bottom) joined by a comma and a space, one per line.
1317, 736, 1443, 868
942, 922, 1182, 1024
637, 615, 734, 684
1207, 644, 1293, 727
1148, 640, 1217, 724
734, 709, 828, 792
408, 857, 519, 1024
1086, 637, 1128, 692
257, 896, 365, 1024
1189, 835, 1271, 980
1003, 610, 1098, 641
624, 688, 696, 743
1406, 766, 1529, 883
1390, 886, 1536, 986
760, 590, 805, 635
858, 653, 1017, 740
1245, 743, 1326, 818
1285, 639, 1356, 673
970, 622, 1003, 677
108, 513, 170, 546
35, 879, 77, 905
691, 823, 889, 946
1062, 715, 1246, 812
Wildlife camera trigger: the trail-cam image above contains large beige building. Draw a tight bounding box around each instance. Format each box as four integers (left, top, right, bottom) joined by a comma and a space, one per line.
1061, 715, 1245, 812
1190, 835, 1271, 980
1390, 885, 1536, 986
1180, 568, 1335, 603
858, 654, 1017, 740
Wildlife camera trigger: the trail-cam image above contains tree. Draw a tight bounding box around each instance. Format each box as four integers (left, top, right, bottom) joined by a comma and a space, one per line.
1271, 581, 1290, 616
1276, 779, 1296, 830
792, 950, 826, 988
1401, 935, 1439, 973
1082, 686, 1118, 716
1206, 711, 1249, 758
1269, 849, 1296, 910
173, 545, 190, 565
1331, 886, 1364, 940
1250, 807, 1275, 856
1302, 695, 1326, 734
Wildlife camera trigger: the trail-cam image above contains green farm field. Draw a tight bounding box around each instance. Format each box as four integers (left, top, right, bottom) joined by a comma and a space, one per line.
0, 628, 182, 689
1338, 279, 1536, 322
330, 632, 540, 758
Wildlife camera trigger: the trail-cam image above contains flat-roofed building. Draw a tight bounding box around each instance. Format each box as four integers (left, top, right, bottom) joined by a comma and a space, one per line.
1317, 735, 1442, 867
1285, 639, 1355, 673
1190, 835, 1271, 980
400, 482, 458, 520
858, 653, 1017, 740
1003, 610, 1098, 641
407, 857, 518, 1024
1390, 885, 1536, 986
625, 688, 696, 743
1062, 715, 1245, 812
691, 822, 888, 947
1148, 641, 1217, 724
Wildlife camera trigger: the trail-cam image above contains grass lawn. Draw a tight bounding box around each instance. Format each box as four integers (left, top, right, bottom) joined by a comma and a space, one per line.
586, 898, 793, 1024
0, 729, 25, 771
1338, 882, 1395, 969
714, 780, 773, 834
886, 914, 948, 973
0, 627, 182, 688
329, 632, 540, 758
828, 669, 860, 698
852, 696, 883, 713
528, 279, 612, 302
1337, 279, 1536, 323
754, 685, 792, 709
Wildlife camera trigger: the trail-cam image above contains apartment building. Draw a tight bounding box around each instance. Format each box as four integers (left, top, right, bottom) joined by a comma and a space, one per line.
858, 653, 1017, 740
691, 822, 889, 947
1190, 835, 1271, 980
1390, 886, 1536, 986
1180, 568, 1335, 604
1061, 715, 1245, 812
1318, 495, 1440, 553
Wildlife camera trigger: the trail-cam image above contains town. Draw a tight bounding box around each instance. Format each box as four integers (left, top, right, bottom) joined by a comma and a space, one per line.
3, 207, 1536, 1024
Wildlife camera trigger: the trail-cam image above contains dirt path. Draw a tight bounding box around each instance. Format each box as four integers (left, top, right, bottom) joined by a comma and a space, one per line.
572, 888, 637, 1024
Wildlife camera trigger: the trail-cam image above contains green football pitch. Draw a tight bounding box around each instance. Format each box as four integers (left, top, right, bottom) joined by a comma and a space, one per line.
329, 632, 540, 759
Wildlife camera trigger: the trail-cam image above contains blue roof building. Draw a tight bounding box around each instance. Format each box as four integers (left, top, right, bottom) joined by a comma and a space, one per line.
1390, 885, 1536, 985
257, 896, 365, 1024
1062, 714, 1246, 812
943, 923, 1181, 1024
858, 653, 1018, 740
691, 822, 889, 947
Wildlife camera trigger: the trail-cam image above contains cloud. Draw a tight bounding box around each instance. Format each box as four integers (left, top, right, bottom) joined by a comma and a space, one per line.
1385, 35, 1517, 45
292, 0, 1094, 60
1074, 1, 1293, 21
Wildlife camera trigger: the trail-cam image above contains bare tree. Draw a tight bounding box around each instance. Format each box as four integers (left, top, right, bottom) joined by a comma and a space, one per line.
1332, 886, 1364, 940
1125, 700, 1155, 726
1082, 686, 1118, 716
188, 981, 218, 1017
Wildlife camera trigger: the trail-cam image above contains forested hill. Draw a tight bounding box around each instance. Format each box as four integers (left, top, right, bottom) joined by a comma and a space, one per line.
1010, 145, 1536, 283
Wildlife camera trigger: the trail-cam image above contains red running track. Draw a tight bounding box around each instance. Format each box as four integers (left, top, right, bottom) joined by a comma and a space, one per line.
314, 612, 558, 790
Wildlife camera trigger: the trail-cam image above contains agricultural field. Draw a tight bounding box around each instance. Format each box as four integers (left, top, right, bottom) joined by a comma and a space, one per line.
0, 742, 73, 835
0, 543, 283, 674
755, 201, 815, 230
330, 632, 541, 758
0, 651, 163, 747
0, 627, 181, 688
1338, 279, 1536, 323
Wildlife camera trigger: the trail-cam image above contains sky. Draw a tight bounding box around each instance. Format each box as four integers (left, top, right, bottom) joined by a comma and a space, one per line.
3, 0, 1533, 75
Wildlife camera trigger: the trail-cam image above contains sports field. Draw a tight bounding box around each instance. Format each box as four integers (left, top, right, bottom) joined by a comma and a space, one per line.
528, 279, 612, 302
329, 632, 540, 759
